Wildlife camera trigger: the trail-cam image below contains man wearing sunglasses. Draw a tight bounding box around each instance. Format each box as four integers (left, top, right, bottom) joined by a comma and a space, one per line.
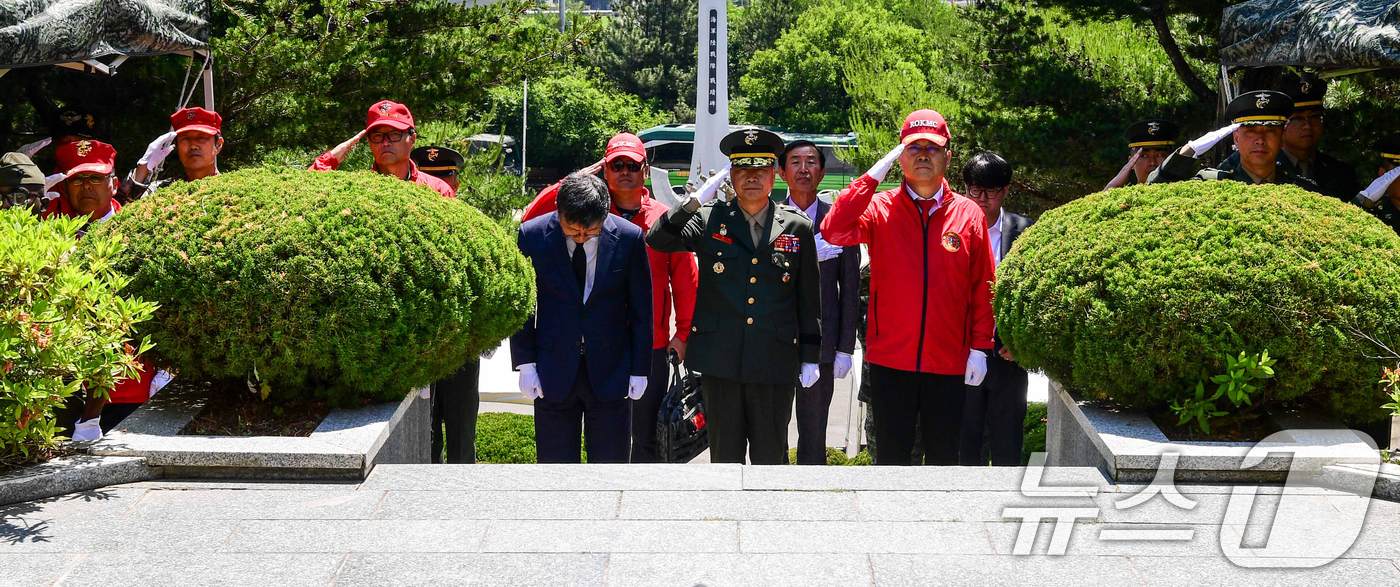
310, 100, 455, 198
957, 152, 1032, 467
821, 109, 996, 466
0, 152, 46, 215
522, 133, 698, 463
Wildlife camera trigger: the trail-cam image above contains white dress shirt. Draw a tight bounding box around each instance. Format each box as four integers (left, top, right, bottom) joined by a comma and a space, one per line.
988, 211, 1004, 267
786, 196, 820, 227
905, 185, 945, 215
564, 236, 600, 303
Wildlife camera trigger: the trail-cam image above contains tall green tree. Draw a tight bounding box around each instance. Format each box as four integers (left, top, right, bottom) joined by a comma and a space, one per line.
585, 0, 697, 116
1013, 0, 1226, 107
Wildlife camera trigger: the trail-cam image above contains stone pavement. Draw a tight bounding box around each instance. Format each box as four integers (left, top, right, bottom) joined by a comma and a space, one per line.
4, 464, 1399, 585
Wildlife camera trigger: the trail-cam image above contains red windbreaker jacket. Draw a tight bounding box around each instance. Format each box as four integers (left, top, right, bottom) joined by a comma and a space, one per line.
820, 174, 995, 375
309, 153, 456, 199
522, 184, 697, 350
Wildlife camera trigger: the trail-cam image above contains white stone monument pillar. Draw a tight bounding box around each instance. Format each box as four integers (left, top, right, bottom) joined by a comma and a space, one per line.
689, 0, 729, 189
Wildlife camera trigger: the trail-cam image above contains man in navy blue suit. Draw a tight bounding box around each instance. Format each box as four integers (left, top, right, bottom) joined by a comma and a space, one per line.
511, 172, 653, 463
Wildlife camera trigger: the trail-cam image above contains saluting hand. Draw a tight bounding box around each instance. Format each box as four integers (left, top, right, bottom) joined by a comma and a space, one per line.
583, 158, 606, 176
328, 130, 367, 165
1102, 149, 1143, 191
866, 143, 906, 183
1182, 123, 1241, 158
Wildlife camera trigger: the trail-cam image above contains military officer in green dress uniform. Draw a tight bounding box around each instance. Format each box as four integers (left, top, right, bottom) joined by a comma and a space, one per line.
645, 128, 822, 465
1148, 90, 1320, 192
1102, 119, 1180, 190
1353, 133, 1400, 234
1213, 77, 1360, 201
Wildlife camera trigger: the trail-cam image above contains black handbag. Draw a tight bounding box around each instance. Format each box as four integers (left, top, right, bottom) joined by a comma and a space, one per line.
655, 349, 708, 463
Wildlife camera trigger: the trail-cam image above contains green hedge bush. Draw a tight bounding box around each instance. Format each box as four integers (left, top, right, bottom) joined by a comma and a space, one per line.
1, 209, 154, 463
995, 182, 1400, 423
84, 168, 534, 405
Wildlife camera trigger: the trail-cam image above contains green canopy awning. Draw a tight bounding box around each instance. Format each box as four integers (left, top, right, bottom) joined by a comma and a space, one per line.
0, 0, 210, 69
1220, 0, 1400, 69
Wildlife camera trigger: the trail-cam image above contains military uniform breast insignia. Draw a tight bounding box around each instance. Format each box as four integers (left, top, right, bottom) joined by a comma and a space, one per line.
719, 224, 728, 236
782, 272, 791, 282
774, 234, 800, 253
942, 232, 962, 252
713, 262, 725, 274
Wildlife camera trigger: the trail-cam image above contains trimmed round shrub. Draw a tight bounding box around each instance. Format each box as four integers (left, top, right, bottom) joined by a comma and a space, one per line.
83, 168, 534, 405
995, 181, 1400, 423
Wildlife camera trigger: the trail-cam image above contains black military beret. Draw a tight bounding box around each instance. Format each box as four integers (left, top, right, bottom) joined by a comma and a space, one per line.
1124, 119, 1180, 149
1227, 90, 1293, 127
720, 128, 785, 168
49, 107, 99, 139
411, 145, 465, 178
1373, 133, 1400, 165
1277, 76, 1328, 113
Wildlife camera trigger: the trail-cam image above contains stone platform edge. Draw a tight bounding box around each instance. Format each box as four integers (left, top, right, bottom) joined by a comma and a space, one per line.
0, 455, 159, 507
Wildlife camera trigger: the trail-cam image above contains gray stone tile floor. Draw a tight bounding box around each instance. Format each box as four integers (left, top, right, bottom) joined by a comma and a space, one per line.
4, 464, 1400, 585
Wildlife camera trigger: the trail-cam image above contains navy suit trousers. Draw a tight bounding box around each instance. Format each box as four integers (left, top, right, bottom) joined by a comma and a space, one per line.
534, 361, 630, 463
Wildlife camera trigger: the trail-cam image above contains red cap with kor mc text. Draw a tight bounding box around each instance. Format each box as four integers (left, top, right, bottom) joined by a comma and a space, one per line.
366, 100, 415, 131
900, 109, 951, 147
604, 133, 646, 163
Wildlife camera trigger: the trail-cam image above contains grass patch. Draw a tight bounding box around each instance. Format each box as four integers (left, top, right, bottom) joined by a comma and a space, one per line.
1023, 402, 1048, 465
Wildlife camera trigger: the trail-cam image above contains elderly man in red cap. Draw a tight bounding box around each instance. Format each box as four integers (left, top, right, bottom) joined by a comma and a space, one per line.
310, 100, 454, 198
821, 109, 996, 466
521, 133, 698, 462
43, 139, 168, 440
120, 107, 225, 203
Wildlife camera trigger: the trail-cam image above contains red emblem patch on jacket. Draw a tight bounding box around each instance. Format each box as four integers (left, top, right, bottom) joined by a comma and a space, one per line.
774, 234, 800, 253
942, 232, 962, 252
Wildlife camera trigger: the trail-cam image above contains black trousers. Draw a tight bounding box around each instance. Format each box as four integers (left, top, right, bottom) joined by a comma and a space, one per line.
869, 364, 964, 466
534, 361, 630, 464
794, 362, 836, 465
432, 359, 481, 464
959, 352, 1029, 466
702, 375, 794, 465
630, 348, 669, 463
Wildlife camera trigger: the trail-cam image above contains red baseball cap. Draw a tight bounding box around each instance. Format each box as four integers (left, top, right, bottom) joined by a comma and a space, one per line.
900, 109, 951, 147
604, 132, 646, 163
55, 140, 117, 176
366, 100, 415, 131
171, 107, 222, 136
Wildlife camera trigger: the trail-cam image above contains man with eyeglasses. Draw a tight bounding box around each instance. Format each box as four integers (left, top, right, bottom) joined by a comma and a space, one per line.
44, 140, 166, 440
310, 100, 455, 198
821, 109, 996, 466
0, 153, 46, 215
777, 140, 860, 465
957, 152, 1033, 467
646, 128, 822, 466
522, 132, 698, 463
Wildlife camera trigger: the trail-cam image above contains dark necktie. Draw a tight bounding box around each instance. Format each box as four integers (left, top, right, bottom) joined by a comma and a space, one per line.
572, 242, 587, 295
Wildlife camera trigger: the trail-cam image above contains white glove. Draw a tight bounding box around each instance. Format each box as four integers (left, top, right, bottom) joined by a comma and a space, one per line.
965, 349, 988, 386
150, 370, 174, 397
18, 137, 51, 158
45, 172, 65, 193
480, 347, 497, 360
518, 363, 543, 400
866, 143, 906, 182
799, 362, 821, 388
627, 376, 648, 400
814, 233, 843, 262
72, 417, 102, 442
1184, 123, 1240, 157
138, 131, 178, 168
694, 163, 732, 206
1357, 165, 1400, 205
833, 352, 853, 379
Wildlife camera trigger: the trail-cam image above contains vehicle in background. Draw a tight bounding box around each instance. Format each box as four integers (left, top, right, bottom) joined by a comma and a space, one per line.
465, 133, 522, 176
637, 123, 872, 201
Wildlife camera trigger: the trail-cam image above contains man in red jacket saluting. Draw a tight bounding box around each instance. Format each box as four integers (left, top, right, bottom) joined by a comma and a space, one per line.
820, 109, 995, 465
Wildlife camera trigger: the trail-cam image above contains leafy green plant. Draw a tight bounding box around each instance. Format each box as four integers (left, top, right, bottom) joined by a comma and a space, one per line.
1170, 381, 1229, 435
995, 181, 1400, 424
1379, 366, 1400, 418
1171, 350, 1274, 435
1, 209, 156, 464
85, 168, 534, 406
